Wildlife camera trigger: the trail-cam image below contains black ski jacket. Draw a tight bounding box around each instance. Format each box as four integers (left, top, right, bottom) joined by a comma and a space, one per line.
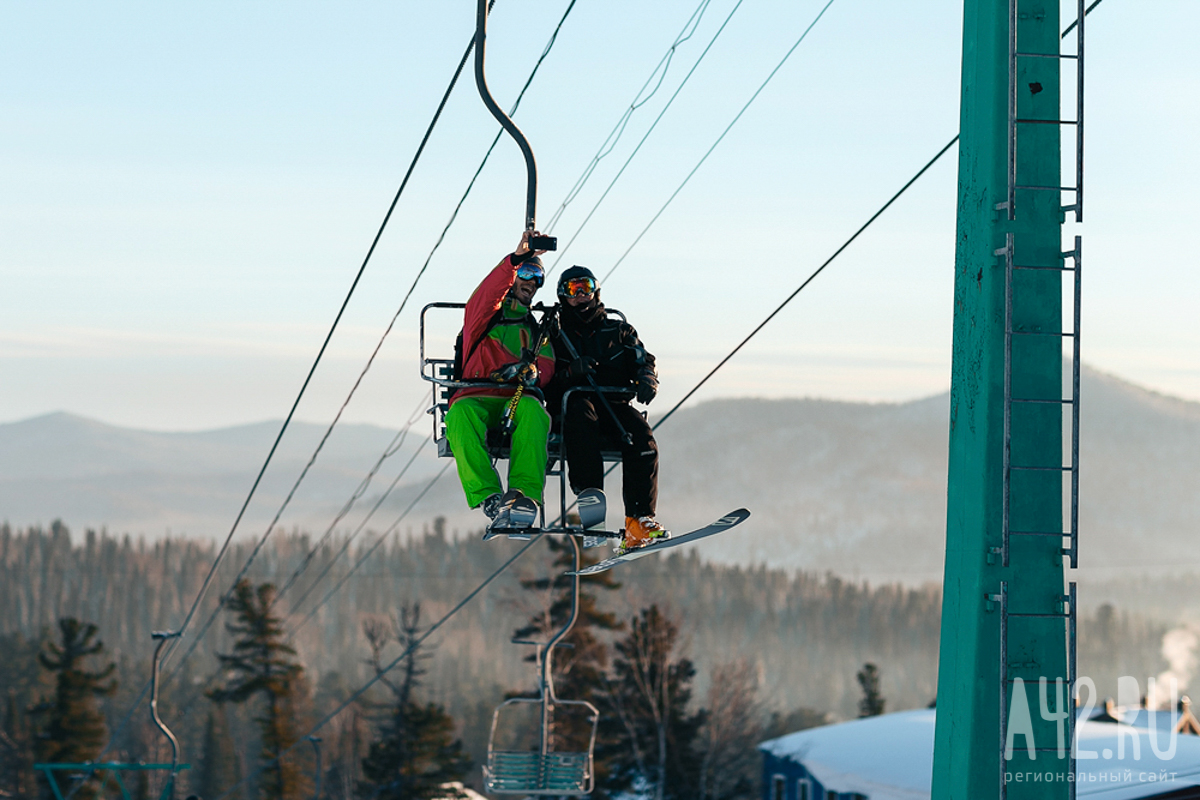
547, 302, 657, 416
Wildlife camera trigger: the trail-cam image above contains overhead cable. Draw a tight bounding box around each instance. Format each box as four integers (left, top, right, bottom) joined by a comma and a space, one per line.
542, 0, 716, 234
273, 396, 428, 603
653, 135, 959, 431
285, 433, 436, 617
288, 459, 453, 638
548, 0, 748, 277
86, 8, 498, 777
600, 0, 837, 284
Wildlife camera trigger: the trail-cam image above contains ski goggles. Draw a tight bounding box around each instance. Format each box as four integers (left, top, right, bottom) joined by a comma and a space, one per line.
515, 261, 545, 287
560, 276, 597, 297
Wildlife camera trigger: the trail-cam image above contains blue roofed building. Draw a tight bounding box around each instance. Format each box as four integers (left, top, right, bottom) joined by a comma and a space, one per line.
759, 703, 1200, 800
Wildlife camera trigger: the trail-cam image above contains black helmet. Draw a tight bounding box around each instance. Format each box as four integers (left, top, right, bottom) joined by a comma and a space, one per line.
557, 265, 598, 298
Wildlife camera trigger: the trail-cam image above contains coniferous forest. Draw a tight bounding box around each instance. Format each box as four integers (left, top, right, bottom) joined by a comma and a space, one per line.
0, 522, 1171, 799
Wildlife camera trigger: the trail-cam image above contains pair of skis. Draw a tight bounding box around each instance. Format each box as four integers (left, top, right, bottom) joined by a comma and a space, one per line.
484, 488, 750, 575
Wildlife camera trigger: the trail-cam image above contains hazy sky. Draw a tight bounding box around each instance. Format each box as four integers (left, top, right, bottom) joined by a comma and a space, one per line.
3, 0, 1197, 431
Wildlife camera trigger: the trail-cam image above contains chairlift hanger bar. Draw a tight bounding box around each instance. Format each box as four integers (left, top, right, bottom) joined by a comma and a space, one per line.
475, 0, 540, 237
473, 0, 557, 250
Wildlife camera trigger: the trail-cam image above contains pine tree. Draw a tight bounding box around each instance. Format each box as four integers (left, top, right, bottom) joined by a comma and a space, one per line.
856, 662, 885, 717
599, 605, 703, 800
357, 605, 471, 800
207, 580, 310, 800
197, 707, 242, 800
32, 618, 117, 800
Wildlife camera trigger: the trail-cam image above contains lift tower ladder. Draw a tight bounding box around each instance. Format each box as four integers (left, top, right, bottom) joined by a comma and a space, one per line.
993, 0, 1086, 797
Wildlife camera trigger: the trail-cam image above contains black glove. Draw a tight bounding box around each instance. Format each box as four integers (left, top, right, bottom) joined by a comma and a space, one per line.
566, 356, 597, 381
635, 375, 657, 405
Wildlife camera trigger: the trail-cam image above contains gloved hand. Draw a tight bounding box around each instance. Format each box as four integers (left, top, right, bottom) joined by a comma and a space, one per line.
635, 375, 657, 405
492, 360, 532, 384
565, 356, 597, 381
520, 363, 539, 387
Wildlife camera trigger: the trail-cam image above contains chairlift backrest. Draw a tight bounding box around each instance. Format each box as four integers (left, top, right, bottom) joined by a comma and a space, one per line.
483, 695, 599, 796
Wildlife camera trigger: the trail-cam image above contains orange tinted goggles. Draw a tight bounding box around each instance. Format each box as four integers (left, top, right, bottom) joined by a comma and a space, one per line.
561, 277, 597, 297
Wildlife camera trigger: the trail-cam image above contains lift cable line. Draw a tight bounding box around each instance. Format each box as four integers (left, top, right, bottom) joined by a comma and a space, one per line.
211, 130, 962, 800
270, 395, 427, 603
542, 0, 716, 234
80, 13, 500, 784
288, 458, 454, 638
656, 135, 959, 430
285, 432, 437, 617
167, 432, 443, 727
547, 0, 748, 277
157, 0, 581, 688
599, 0, 836, 284
165, 0, 584, 697
1062, 0, 1103, 38
154, 0, 496, 677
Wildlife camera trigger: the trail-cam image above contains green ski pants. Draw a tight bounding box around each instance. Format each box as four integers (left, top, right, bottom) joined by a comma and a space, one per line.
444, 394, 550, 507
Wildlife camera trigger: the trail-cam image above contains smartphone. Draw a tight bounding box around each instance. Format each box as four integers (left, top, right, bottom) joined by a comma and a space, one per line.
530, 235, 557, 252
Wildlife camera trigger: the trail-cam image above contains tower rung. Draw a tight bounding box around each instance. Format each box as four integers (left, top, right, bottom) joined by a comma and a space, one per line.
1015, 51, 1078, 60
1009, 465, 1071, 472
1009, 530, 1070, 537
1013, 262, 1075, 271
1010, 330, 1074, 338
1014, 184, 1078, 192
1007, 612, 1070, 619
1010, 397, 1074, 405
1016, 118, 1079, 125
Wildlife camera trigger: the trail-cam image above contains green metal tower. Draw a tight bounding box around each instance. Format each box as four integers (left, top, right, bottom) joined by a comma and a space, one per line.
932, 0, 1085, 797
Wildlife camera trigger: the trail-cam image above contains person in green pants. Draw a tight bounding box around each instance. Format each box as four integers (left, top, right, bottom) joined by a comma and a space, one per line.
445, 231, 556, 530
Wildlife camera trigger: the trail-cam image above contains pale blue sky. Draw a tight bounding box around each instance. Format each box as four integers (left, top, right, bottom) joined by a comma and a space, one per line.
2, 0, 1196, 430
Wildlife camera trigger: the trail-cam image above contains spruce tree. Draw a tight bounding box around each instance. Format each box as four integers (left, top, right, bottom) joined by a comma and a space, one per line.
599, 605, 703, 800
856, 662, 886, 717
207, 581, 310, 800
32, 619, 117, 800
357, 605, 470, 800
34, 620, 117, 759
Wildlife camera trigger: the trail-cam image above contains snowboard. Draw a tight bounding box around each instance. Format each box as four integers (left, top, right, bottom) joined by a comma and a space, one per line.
567, 508, 751, 575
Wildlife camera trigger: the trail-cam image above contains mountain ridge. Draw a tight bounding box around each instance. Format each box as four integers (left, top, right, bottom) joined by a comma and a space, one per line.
3, 365, 1196, 582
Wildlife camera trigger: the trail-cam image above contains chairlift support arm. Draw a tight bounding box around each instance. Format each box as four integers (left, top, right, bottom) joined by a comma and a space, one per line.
475, 0, 540, 232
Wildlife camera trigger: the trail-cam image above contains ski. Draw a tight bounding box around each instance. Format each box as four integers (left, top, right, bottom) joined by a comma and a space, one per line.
567, 508, 751, 575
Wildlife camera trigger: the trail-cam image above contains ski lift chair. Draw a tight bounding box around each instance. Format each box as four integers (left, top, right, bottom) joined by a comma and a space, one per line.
482, 536, 599, 795
420, 302, 636, 533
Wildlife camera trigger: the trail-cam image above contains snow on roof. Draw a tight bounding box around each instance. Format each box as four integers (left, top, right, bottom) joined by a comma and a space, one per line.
759, 710, 1200, 800
760, 709, 935, 800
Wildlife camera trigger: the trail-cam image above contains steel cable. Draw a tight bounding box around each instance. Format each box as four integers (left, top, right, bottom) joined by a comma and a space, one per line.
547, 0, 748, 277
599, 0, 837, 284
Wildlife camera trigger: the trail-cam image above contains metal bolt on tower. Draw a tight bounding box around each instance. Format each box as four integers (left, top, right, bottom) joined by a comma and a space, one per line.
933, 0, 1086, 798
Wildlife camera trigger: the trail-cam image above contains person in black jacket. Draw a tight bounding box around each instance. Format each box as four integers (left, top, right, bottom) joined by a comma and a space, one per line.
548, 266, 669, 553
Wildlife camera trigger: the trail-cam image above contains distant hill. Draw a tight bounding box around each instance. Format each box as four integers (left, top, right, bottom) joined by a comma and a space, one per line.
3, 365, 1198, 582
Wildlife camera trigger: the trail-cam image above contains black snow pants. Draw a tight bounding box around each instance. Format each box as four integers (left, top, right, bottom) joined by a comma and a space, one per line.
562, 394, 658, 518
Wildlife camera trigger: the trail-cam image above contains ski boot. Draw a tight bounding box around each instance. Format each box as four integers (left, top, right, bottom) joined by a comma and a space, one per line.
490, 489, 539, 539
616, 516, 670, 556
575, 488, 607, 549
